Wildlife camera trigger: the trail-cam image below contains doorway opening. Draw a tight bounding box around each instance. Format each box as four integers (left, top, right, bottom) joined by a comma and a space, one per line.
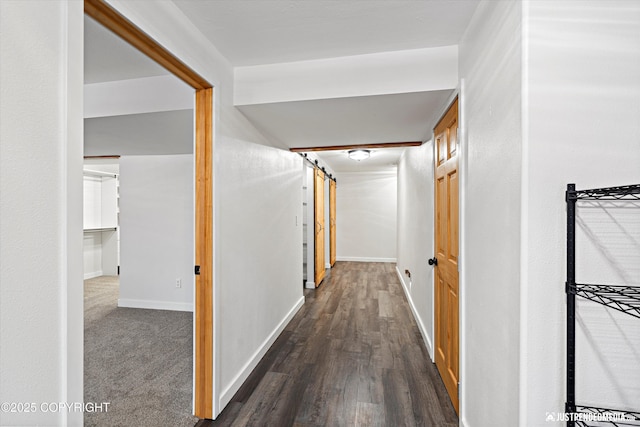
300, 154, 337, 289
83, 0, 213, 420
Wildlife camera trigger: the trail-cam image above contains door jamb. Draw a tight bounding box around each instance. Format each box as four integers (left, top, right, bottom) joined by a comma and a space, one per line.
84, 0, 214, 418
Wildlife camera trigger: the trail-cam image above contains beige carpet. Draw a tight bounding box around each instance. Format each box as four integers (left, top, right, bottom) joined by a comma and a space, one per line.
84, 276, 198, 427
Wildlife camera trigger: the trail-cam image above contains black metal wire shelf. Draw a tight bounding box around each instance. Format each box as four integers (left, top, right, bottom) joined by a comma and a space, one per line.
567, 184, 640, 201
565, 183, 640, 427
567, 284, 640, 319
574, 405, 640, 427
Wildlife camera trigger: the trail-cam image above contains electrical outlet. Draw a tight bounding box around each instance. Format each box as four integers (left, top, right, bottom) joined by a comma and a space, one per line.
176, 278, 182, 288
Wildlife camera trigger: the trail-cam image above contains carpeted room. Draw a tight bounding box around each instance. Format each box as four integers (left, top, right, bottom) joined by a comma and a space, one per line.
84, 276, 196, 426
82, 154, 196, 425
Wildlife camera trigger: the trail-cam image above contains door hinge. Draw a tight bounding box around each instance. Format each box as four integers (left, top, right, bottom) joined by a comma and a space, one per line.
458, 382, 460, 399
194, 265, 201, 276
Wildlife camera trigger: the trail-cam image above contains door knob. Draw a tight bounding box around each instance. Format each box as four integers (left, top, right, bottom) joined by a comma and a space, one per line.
428, 257, 438, 266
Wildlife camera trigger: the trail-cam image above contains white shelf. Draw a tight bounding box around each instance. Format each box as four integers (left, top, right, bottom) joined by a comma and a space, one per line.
83, 169, 118, 178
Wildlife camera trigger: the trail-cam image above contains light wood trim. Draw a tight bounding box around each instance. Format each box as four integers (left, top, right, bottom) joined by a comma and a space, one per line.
84, 0, 210, 90
290, 141, 422, 152
329, 179, 336, 267
84, 0, 214, 419
195, 87, 213, 418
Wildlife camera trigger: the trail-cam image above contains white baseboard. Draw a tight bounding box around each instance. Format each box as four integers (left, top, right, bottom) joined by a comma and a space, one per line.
117, 298, 193, 312
336, 256, 397, 263
395, 266, 434, 360
84, 270, 103, 280
325, 263, 331, 269
219, 295, 305, 410
305, 281, 316, 289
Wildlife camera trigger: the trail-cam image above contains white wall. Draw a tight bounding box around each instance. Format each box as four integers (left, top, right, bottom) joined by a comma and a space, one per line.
458, 1, 523, 426
456, 2, 640, 426
336, 171, 398, 262
83, 233, 103, 279
118, 154, 194, 311
100, 177, 119, 276
85, 75, 193, 118
215, 138, 304, 408
396, 143, 435, 357
83, 175, 103, 229
0, 1, 84, 426
234, 46, 458, 105
522, 1, 640, 424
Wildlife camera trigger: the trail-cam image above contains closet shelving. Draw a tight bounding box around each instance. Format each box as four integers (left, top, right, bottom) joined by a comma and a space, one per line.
565, 183, 640, 427
83, 168, 120, 277
82, 169, 119, 232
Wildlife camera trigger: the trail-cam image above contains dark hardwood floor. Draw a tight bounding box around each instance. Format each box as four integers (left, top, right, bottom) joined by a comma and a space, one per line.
196, 261, 457, 427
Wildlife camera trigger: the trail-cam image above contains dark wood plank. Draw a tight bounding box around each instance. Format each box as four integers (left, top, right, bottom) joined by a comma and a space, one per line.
377, 290, 394, 318
355, 402, 385, 427
231, 371, 289, 426
382, 368, 416, 427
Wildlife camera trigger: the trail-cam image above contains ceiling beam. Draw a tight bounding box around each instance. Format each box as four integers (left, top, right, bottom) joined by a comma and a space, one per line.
290, 141, 423, 152
84, 155, 121, 159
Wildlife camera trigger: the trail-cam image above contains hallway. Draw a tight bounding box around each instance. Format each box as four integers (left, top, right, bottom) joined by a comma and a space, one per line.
202, 261, 457, 426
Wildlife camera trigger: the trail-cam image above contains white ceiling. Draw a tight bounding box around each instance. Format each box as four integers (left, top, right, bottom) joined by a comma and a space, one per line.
84, 15, 169, 84
238, 90, 452, 149
173, 0, 480, 66
84, 1, 478, 170
312, 147, 409, 173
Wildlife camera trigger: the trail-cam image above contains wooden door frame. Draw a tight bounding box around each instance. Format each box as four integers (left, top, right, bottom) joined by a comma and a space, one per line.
432, 96, 460, 413
329, 179, 336, 267
84, 0, 214, 418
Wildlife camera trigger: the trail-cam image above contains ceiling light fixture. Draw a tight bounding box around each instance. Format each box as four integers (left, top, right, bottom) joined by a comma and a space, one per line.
348, 149, 371, 161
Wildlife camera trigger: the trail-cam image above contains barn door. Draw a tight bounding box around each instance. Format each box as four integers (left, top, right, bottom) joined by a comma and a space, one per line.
314, 168, 325, 286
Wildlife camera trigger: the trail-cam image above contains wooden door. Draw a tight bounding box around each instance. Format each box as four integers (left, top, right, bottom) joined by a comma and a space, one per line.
433, 98, 459, 413
314, 168, 325, 286
329, 179, 336, 267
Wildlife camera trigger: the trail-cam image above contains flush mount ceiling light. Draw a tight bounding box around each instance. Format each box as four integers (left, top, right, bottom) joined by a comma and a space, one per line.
348, 149, 371, 161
